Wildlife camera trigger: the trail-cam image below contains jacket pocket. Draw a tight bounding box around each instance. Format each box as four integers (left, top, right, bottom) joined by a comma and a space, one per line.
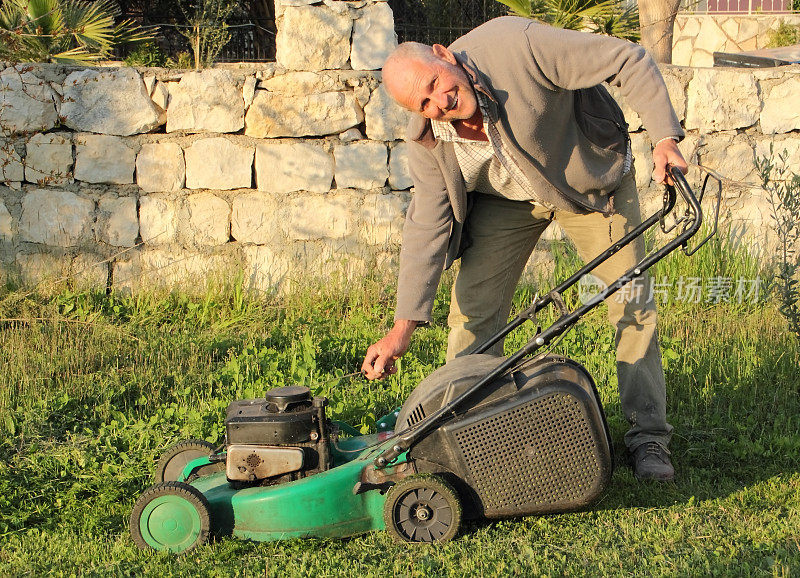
574, 85, 628, 156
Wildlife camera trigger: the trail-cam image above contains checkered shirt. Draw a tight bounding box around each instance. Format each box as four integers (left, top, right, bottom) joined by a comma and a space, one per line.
431, 91, 632, 207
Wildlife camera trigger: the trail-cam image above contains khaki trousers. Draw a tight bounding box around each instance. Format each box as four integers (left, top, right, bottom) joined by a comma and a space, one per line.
446, 171, 673, 451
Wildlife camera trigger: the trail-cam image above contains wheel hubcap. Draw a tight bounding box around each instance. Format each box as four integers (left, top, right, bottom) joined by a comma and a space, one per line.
414, 504, 432, 521
139, 495, 202, 552
395, 488, 453, 542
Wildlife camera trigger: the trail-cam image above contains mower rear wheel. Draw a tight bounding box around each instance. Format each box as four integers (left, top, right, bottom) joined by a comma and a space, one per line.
384, 474, 462, 543
155, 439, 223, 483
130, 481, 211, 553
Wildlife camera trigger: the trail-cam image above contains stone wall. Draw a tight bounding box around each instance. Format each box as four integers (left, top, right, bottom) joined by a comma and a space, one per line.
0, 0, 410, 293
1, 5, 799, 294
673, 14, 800, 67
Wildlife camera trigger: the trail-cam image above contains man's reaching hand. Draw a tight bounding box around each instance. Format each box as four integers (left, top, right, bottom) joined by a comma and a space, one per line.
361, 320, 418, 380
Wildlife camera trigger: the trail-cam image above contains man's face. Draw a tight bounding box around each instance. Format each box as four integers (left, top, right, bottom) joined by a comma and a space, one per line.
384, 44, 478, 122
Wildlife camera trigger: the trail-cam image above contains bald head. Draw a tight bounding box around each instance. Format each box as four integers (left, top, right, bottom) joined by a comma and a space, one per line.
382, 43, 436, 104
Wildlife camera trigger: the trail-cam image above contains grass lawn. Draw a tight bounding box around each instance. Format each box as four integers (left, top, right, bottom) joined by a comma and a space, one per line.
1, 236, 798, 576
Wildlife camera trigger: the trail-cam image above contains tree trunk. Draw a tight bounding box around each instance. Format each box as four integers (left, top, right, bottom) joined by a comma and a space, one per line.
248, 0, 276, 60
638, 0, 682, 63
194, 26, 201, 69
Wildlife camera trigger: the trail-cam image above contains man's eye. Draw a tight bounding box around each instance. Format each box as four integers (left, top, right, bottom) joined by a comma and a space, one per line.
420, 98, 429, 112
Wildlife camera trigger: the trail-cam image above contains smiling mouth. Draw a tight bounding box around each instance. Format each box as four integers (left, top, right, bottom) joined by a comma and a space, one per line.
445, 95, 458, 113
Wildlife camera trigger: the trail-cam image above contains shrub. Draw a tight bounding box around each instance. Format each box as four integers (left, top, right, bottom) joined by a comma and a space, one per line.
123, 42, 167, 67
766, 21, 800, 48
756, 149, 800, 340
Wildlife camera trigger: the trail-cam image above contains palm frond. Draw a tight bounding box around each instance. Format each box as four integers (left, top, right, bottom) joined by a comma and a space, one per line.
0, 0, 151, 63
495, 0, 535, 18
496, 0, 639, 41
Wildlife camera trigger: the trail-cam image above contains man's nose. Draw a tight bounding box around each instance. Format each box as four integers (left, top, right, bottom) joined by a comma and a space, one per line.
431, 92, 449, 112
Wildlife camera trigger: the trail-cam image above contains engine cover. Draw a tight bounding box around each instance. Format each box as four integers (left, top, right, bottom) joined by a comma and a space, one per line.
223, 386, 335, 484
397, 354, 613, 519
225, 386, 318, 445
226, 445, 304, 482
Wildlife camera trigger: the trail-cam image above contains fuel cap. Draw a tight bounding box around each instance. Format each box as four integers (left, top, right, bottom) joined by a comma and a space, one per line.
265, 386, 312, 412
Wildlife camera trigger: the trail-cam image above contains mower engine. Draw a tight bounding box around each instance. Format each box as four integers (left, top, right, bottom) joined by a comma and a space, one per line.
224, 386, 336, 485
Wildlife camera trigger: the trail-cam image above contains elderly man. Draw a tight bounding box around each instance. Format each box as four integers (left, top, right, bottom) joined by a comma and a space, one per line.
361, 16, 688, 481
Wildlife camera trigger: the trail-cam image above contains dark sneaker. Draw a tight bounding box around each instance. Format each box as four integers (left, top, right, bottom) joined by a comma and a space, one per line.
631, 442, 675, 481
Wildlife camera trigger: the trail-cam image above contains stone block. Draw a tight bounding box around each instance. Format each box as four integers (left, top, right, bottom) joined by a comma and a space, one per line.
139, 195, 178, 245
351, 3, 397, 70
276, 6, 352, 71
0, 200, 12, 241
364, 84, 411, 141
243, 76, 257, 108
1, 139, 24, 182
74, 134, 136, 184
339, 128, 363, 142
671, 36, 693, 67
389, 142, 412, 190
259, 71, 340, 94
760, 75, 800, 134
143, 74, 156, 95
287, 194, 353, 240
166, 69, 245, 133
113, 248, 238, 292
700, 134, 756, 184
694, 17, 726, 58
97, 195, 138, 247
334, 141, 387, 189
61, 68, 161, 136
16, 252, 70, 287
182, 192, 231, 246
255, 141, 333, 193
231, 192, 284, 244
630, 133, 653, 190
685, 69, 760, 131
152, 81, 169, 111
20, 189, 94, 247
0, 67, 58, 134
72, 253, 109, 290
184, 137, 253, 190
24, 132, 72, 185
663, 74, 686, 123
243, 245, 292, 293
136, 142, 185, 192
360, 192, 405, 245
245, 90, 363, 138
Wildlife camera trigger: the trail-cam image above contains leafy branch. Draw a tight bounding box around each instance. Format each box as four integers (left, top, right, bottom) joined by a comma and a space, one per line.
756, 148, 800, 340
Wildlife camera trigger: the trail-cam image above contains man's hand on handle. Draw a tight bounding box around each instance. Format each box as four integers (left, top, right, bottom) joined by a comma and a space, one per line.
361, 319, 418, 380
652, 137, 688, 185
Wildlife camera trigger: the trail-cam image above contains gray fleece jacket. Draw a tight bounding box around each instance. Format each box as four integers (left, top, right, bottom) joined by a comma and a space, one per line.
394, 17, 684, 323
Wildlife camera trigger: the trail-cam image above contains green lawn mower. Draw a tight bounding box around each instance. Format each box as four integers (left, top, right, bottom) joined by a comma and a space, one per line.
130, 168, 719, 552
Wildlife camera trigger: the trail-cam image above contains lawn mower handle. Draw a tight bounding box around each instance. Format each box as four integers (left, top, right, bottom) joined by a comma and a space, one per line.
374, 166, 712, 469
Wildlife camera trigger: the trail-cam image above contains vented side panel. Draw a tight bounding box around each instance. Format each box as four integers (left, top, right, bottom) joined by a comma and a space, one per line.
405, 404, 426, 428
453, 392, 605, 516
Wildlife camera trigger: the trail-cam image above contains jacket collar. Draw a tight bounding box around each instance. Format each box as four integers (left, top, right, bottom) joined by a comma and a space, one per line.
406, 54, 497, 150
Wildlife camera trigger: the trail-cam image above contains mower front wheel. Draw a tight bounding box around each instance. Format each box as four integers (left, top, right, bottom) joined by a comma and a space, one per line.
130, 481, 212, 553
384, 474, 462, 543
155, 439, 224, 483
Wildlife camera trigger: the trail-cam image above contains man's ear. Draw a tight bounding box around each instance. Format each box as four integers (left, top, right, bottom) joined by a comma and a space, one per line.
432, 44, 457, 65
